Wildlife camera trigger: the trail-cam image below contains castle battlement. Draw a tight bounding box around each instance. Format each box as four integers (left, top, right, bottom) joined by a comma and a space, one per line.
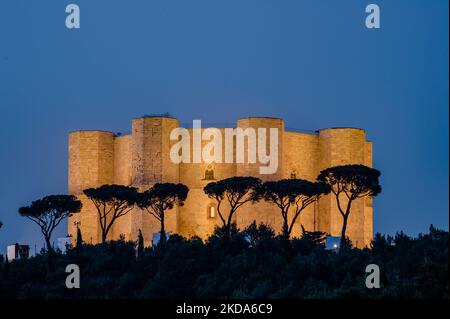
68, 116, 373, 247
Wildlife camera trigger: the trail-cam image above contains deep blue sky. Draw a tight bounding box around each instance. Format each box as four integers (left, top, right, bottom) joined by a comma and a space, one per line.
0, 0, 448, 253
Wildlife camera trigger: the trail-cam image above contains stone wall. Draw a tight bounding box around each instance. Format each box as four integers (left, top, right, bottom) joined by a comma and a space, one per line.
68, 117, 374, 248
316, 128, 368, 247
111, 135, 132, 241
68, 130, 114, 243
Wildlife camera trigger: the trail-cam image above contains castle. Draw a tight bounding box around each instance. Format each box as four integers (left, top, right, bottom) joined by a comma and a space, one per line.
68, 116, 373, 248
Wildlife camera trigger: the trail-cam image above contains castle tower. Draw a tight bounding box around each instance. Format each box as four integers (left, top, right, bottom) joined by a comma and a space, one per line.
317, 128, 372, 247
363, 140, 373, 247
68, 130, 114, 243
130, 116, 180, 245
109, 134, 133, 241
282, 130, 320, 235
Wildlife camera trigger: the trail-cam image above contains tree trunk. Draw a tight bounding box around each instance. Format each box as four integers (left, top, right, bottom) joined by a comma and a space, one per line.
282, 220, 290, 239
45, 236, 54, 271
226, 209, 235, 237
223, 209, 235, 238
102, 231, 107, 243
45, 237, 52, 253
160, 213, 166, 245
339, 197, 353, 249
340, 214, 349, 248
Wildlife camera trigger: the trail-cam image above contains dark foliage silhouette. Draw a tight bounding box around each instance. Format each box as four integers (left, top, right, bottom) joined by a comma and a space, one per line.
137, 229, 144, 258
259, 179, 329, 238
76, 226, 83, 253
18, 195, 82, 253
0, 225, 447, 299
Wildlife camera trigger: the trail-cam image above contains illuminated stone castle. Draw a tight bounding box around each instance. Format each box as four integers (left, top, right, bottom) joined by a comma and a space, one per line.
68, 116, 373, 248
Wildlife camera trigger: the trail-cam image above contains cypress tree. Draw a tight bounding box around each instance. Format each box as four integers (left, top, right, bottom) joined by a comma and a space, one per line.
137, 229, 144, 258
76, 226, 83, 253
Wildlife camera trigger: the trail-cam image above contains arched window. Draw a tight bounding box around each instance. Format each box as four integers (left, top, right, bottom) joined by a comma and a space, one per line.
203, 165, 215, 180
207, 203, 217, 219
290, 170, 297, 179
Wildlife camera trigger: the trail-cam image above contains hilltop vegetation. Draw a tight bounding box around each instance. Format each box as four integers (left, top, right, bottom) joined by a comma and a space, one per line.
0, 224, 447, 299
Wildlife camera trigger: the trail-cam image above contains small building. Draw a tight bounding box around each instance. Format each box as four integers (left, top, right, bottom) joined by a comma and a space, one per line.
7, 243, 30, 261
57, 237, 72, 253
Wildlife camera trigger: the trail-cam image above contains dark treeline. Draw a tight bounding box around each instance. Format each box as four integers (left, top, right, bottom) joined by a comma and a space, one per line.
0, 224, 447, 299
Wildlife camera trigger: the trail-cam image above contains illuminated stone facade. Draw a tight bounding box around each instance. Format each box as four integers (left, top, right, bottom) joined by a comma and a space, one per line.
68, 116, 373, 248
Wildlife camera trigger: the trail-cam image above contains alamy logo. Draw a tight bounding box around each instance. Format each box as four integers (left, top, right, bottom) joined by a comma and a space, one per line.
65, 4, 80, 29
365, 4, 381, 29
64, 4, 379, 31
365, 264, 380, 288
65, 264, 80, 289
169, 120, 279, 174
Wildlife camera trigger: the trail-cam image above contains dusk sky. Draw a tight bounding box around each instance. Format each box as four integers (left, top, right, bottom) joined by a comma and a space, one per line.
0, 0, 448, 253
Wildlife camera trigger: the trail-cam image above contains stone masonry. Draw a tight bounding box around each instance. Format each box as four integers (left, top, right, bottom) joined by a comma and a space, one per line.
68, 116, 373, 248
